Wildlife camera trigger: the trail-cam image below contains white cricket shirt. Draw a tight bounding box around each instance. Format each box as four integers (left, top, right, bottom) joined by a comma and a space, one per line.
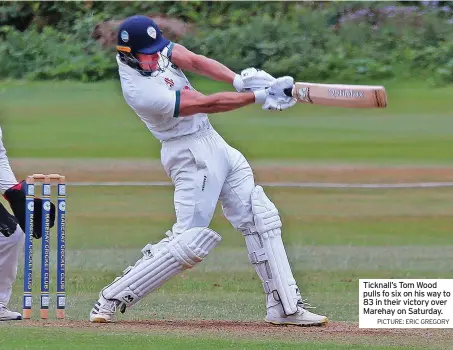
117, 43, 210, 141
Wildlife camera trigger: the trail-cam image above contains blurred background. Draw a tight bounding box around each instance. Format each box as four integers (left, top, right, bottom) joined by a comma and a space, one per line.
0, 2, 452, 348
1, 1, 453, 85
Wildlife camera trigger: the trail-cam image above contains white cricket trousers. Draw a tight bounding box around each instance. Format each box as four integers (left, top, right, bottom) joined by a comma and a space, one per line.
0, 125, 23, 307
161, 125, 256, 235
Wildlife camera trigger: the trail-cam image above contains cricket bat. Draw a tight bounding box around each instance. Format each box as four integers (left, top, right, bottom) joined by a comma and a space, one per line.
283, 82, 387, 108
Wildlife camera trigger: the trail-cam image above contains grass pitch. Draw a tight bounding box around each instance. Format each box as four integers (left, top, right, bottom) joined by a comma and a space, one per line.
1, 186, 452, 349
0, 79, 452, 349
2, 79, 453, 163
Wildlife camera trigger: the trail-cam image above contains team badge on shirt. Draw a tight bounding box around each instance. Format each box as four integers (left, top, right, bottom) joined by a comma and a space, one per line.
164, 78, 175, 88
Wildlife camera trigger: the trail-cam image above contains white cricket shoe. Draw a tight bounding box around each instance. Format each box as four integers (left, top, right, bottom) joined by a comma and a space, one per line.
0, 305, 22, 321
89, 295, 120, 323
265, 301, 328, 326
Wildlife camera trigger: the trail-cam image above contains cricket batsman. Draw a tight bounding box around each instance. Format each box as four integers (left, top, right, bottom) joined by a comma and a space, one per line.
90, 15, 328, 326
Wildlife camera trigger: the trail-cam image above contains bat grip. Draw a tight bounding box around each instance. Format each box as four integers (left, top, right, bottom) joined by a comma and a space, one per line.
283, 87, 293, 97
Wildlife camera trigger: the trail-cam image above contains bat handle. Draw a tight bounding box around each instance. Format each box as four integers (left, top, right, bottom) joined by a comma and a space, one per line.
283, 87, 293, 97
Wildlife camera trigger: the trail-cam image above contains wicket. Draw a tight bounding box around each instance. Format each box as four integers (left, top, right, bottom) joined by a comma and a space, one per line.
23, 174, 66, 320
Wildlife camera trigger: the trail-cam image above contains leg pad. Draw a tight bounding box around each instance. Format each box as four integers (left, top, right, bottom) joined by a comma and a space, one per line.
102, 227, 221, 307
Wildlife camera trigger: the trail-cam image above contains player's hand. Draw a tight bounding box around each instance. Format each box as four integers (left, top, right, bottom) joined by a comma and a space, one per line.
254, 76, 297, 111
0, 202, 18, 237
262, 95, 297, 111
267, 76, 295, 99
233, 68, 276, 92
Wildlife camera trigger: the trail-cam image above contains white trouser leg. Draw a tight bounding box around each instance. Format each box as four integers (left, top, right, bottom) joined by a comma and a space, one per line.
161, 130, 230, 234
0, 225, 24, 306
0, 127, 18, 193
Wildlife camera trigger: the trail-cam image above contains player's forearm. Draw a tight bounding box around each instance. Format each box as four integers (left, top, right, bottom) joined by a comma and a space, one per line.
179, 92, 256, 116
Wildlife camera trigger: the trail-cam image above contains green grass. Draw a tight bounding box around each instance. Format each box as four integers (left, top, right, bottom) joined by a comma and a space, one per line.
0, 328, 428, 350
0, 186, 451, 349
0, 80, 452, 348
1, 79, 453, 163
53, 186, 453, 249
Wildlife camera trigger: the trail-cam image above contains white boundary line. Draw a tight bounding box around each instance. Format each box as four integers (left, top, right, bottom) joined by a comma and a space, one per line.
67, 181, 453, 189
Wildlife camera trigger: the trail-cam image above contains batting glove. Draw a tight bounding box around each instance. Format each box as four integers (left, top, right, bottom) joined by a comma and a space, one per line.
233, 67, 276, 92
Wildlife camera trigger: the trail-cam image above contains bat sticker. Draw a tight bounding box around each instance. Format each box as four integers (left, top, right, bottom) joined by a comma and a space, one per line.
328, 89, 365, 98
297, 87, 312, 103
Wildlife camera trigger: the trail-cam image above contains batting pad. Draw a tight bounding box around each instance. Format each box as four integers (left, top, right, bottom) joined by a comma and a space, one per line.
244, 185, 300, 315
102, 227, 221, 307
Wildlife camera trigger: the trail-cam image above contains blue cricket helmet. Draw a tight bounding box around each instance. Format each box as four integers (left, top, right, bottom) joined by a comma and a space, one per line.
116, 15, 170, 54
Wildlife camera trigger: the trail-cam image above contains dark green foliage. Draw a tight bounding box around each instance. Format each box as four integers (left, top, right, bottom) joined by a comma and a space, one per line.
182, 4, 453, 85
1, 1, 452, 84
0, 14, 115, 81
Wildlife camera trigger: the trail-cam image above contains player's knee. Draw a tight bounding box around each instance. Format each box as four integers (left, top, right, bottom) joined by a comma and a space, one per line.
237, 185, 282, 236
169, 227, 221, 267
250, 185, 282, 234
